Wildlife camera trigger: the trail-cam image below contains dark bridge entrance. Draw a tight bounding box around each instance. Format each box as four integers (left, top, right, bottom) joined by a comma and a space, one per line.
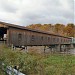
0, 27, 7, 43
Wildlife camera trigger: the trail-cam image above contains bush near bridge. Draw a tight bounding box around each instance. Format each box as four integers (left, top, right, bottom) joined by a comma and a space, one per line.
0, 44, 75, 75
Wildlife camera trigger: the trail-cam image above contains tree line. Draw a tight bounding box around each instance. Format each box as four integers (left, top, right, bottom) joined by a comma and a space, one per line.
26, 23, 75, 37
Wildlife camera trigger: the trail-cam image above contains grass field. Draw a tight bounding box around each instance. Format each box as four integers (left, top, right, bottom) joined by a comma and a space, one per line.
0, 44, 75, 75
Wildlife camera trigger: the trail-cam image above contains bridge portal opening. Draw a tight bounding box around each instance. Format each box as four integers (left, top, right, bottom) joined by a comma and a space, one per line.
0, 27, 7, 41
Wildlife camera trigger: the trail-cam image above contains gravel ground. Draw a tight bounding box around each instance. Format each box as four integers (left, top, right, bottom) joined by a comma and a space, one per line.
70, 48, 75, 54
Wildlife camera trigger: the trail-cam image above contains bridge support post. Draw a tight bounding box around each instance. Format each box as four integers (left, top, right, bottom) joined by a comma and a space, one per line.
44, 46, 46, 53
57, 44, 61, 52
24, 46, 28, 52
11, 44, 16, 50
71, 44, 74, 49
26, 46, 28, 52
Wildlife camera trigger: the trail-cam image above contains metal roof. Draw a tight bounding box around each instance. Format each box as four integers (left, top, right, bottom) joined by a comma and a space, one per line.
0, 21, 71, 39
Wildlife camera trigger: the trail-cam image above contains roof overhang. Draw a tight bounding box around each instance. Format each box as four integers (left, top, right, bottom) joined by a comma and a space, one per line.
0, 21, 72, 39
0, 23, 8, 28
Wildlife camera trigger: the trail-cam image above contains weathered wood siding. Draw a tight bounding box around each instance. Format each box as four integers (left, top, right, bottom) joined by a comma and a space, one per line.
1, 25, 71, 46
8, 27, 72, 46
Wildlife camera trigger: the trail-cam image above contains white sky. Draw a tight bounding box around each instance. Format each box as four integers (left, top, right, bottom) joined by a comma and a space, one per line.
0, 0, 74, 26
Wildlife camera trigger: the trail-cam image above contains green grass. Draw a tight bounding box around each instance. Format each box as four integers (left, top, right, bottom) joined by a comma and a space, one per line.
0, 44, 75, 75
0, 69, 7, 75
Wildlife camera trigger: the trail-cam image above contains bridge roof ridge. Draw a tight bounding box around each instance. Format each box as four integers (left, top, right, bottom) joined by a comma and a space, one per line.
0, 21, 71, 39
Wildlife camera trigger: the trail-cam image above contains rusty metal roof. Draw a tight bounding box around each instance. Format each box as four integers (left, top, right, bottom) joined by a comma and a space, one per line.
0, 21, 71, 39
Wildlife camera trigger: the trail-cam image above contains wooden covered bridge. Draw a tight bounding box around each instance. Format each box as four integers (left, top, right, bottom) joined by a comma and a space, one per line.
0, 21, 74, 52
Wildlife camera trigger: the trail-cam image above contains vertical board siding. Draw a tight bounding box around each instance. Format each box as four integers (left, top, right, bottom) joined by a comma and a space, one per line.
6, 27, 72, 46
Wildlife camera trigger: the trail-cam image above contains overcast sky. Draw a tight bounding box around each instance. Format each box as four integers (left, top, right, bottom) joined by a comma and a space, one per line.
0, 0, 74, 26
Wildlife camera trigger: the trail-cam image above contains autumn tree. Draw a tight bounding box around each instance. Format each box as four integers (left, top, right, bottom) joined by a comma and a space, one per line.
27, 24, 42, 30
39, 24, 51, 31
26, 23, 75, 37
64, 23, 75, 37
54, 24, 65, 35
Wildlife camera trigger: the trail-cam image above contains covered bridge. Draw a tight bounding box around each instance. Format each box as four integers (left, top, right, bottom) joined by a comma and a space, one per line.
0, 21, 72, 51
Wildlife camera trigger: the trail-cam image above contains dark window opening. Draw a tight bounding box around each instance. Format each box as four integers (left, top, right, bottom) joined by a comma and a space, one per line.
18, 34, 22, 41
69, 39, 71, 43
48, 37, 50, 41
41, 36, 43, 40
0, 27, 7, 40
57, 38, 59, 42
31, 35, 35, 41
64, 39, 65, 42
61, 39, 63, 42
53, 38, 55, 41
